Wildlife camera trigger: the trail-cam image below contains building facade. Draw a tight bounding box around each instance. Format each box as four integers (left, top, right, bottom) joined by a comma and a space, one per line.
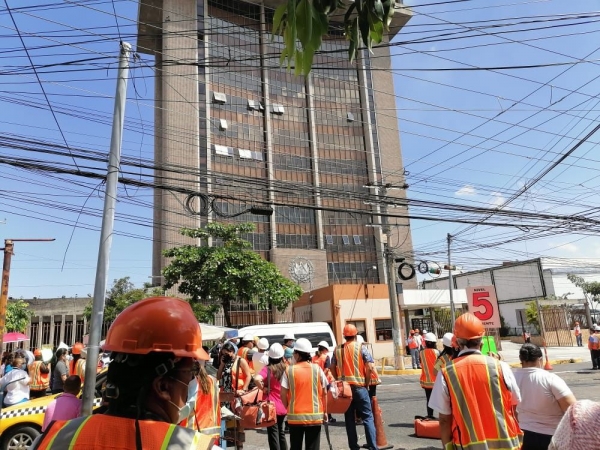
137, 0, 416, 311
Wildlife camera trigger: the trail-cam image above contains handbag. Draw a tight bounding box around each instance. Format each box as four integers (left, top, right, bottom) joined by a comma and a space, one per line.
326, 344, 353, 414
234, 360, 276, 429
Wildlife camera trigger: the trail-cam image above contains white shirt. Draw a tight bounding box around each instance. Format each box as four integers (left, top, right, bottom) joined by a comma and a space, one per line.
428, 350, 521, 416
280, 363, 328, 390
252, 351, 269, 374
514, 367, 572, 435
1, 368, 30, 406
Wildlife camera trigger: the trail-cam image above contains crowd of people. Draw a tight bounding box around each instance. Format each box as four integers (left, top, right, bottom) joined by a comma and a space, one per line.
1, 301, 599, 449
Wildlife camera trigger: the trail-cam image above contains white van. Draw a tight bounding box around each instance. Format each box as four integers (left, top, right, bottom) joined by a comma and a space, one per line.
236, 322, 336, 355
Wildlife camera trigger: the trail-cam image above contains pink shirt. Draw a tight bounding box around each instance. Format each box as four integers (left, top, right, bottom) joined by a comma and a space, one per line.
258, 366, 287, 416
42, 393, 82, 431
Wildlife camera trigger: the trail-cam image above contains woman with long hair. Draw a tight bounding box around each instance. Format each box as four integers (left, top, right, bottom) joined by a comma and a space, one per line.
514, 343, 576, 450
254, 343, 288, 450
433, 333, 457, 378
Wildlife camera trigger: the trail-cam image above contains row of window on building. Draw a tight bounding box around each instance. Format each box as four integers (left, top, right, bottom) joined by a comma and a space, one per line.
346, 319, 393, 342
326, 234, 362, 245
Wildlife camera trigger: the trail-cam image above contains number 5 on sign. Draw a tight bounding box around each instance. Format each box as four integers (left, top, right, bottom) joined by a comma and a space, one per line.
466, 286, 501, 328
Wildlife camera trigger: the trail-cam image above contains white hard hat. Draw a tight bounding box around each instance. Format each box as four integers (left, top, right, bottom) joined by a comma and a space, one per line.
595, 324, 600, 331
422, 329, 428, 334
424, 332, 437, 343
41, 348, 53, 363
317, 341, 329, 349
442, 333, 454, 347
58, 342, 69, 351
257, 338, 269, 350
294, 338, 312, 353
242, 333, 255, 342
80, 347, 87, 358
356, 335, 365, 344
283, 333, 296, 340
268, 343, 284, 359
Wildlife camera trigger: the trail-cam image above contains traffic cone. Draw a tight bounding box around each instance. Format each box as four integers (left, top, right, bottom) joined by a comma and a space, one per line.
371, 396, 393, 450
543, 345, 553, 371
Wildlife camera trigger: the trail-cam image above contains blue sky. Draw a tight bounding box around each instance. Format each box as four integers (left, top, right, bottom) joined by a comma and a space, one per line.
1, 0, 600, 298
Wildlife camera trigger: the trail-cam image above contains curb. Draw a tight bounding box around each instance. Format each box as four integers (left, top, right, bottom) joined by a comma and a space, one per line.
507, 358, 583, 368
381, 368, 421, 375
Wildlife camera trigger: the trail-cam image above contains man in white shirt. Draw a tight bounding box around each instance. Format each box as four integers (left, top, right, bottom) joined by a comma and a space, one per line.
252, 337, 270, 374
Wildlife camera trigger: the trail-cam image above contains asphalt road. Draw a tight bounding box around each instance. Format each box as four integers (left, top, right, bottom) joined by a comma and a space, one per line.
241, 362, 600, 450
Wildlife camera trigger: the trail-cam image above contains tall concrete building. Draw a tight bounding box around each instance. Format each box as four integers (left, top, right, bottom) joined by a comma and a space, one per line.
137, 0, 416, 317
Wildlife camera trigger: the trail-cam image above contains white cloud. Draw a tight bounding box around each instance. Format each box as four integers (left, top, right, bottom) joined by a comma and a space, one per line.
490, 192, 505, 207
455, 185, 477, 197
557, 243, 578, 253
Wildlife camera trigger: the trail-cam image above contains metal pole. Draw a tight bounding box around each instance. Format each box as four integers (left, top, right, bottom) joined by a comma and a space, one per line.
82, 42, 131, 415
0, 240, 14, 350
447, 233, 456, 328
385, 237, 405, 370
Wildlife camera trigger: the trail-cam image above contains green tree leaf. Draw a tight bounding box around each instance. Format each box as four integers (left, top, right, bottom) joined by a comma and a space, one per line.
6, 300, 32, 333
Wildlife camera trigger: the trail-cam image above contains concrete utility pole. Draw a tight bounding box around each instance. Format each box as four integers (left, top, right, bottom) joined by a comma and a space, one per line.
82, 42, 131, 416
0, 238, 55, 350
385, 241, 405, 370
447, 233, 456, 328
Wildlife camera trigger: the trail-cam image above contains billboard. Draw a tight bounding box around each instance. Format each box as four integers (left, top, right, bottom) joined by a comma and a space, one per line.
466, 285, 501, 328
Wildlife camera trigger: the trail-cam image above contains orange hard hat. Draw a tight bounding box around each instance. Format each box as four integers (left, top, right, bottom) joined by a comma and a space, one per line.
33, 348, 42, 357
103, 296, 209, 360
72, 343, 84, 355
343, 323, 358, 337
454, 313, 485, 340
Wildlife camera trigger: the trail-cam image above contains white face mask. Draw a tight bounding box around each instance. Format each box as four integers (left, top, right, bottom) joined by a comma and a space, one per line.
169, 376, 193, 424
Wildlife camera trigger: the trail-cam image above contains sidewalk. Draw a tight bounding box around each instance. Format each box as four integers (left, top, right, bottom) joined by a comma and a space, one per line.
499, 340, 590, 366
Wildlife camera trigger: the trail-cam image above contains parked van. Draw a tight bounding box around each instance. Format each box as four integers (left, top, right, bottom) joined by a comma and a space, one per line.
236, 322, 336, 354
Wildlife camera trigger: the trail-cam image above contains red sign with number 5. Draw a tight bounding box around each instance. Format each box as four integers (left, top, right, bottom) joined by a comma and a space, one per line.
466, 285, 501, 328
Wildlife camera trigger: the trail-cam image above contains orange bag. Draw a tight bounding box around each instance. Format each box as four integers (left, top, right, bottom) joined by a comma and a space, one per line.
240, 401, 276, 429
326, 380, 352, 414
414, 416, 440, 439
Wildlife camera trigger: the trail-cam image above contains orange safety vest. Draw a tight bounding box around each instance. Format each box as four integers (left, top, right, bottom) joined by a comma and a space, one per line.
588, 334, 599, 350
238, 347, 254, 372
419, 348, 439, 389
182, 376, 221, 438
433, 352, 452, 378
574, 326, 581, 336
441, 354, 521, 450
334, 341, 365, 386
29, 360, 50, 391
286, 362, 324, 426
74, 359, 86, 385
408, 337, 419, 350
36, 415, 214, 449
312, 353, 334, 383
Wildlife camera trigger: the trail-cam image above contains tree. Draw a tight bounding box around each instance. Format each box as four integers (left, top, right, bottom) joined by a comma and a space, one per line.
6, 299, 32, 333
567, 274, 598, 326
525, 301, 540, 333
83, 277, 164, 324
162, 223, 304, 327
274, 0, 396, 74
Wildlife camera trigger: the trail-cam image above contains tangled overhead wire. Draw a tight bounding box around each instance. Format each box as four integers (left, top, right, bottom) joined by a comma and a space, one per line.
184, 192, 273, 218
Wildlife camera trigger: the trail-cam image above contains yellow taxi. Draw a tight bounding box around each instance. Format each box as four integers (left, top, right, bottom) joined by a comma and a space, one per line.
0, 371, 106, 450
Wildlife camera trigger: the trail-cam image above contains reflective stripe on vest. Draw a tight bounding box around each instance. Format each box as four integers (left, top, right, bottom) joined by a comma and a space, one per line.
419, 348, 439, 389
442, 354, 521, 450
287, 362, 323, 425
334, 342, 365, 386
29, 361, 50, 391
75, 359, 86, 384
195, 376, 221, 437
37, 415, 207, 450
434, 353, 452, 378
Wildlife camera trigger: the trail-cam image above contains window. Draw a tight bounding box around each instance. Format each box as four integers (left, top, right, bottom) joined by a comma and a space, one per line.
214, 144, 233, 157
219, 119, 228, 131
374, 319, 392, 341
247, 99, 259, 111
251, 151, 264, 161
271, 104, 285, 115
238, 149, 252, 159
342, 235, 350, 245
325, 235, 334, 245
346, 320, 367, 341
353, 235, 361, 245
347, 112, 355, 122
212, 92, 227, 104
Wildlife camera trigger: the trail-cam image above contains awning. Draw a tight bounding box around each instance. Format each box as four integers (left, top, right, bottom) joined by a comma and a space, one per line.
401, 289, 468, 309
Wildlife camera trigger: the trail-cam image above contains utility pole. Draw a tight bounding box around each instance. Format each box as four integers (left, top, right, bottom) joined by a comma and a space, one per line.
0, 238, 55, 350
82, 42, 131, 416
385, 238, 405, 370
447, 233, 456, 328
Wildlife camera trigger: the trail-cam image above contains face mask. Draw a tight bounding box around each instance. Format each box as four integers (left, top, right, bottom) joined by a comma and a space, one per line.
169, 376, 192, 423
222, 354, 233, 363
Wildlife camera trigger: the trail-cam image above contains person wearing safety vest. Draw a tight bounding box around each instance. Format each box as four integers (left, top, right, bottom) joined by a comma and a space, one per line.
573, 321, 582, 347
180, 360, 221, 441
237, 334, 255, 370
29, 348, 51, 399
407, 330, 421, 369
312, 340, 337, 423
281, 338, 327, 450
588, 324, 600, 370
252, 338, 270, 374
433, 333, 456, 378
74, 347, 87, 385
419, 332, 439, 419
68, 343, 84, 378
356, 335, 381, 398
31, 296, 220, 450
429, 313, 522, 450
330, 324, 379, 450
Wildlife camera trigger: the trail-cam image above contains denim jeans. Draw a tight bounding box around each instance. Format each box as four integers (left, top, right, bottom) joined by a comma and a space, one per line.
576, 334, 582, 346
410, 348, 420, 369
344, 385, 378, 450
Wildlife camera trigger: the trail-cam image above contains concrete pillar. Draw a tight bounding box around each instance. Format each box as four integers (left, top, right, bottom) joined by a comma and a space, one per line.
59, 314, 65, 344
